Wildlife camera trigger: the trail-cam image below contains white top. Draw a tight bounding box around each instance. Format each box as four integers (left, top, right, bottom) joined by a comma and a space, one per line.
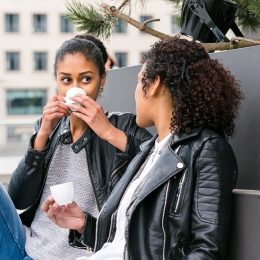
77, 133, 172, 260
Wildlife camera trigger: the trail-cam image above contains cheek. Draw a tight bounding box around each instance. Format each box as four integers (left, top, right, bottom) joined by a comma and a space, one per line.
135, 85, 142, 103
85, 85, 100, 100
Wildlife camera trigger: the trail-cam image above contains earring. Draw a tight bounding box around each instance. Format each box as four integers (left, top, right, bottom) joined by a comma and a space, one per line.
98, 85, 103, 97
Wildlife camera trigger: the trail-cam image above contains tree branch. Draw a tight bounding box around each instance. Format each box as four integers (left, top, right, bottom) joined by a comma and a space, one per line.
201, 38, 260, 52
101, 3, 260, 51
118, 0, 131, 11
142, 18, 160, 26
101, 3, 172, 39
67, 1, 260, 52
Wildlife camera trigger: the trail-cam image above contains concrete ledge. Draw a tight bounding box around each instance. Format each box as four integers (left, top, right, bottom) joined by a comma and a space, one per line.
227, 189, 260, 259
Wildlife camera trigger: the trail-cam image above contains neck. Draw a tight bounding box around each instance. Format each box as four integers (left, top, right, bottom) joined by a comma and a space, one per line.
69, 114, 88, 143
154, 107, 173, 142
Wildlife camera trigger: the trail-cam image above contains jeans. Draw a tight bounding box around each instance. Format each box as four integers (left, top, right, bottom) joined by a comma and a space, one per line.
0, 183, 32, 260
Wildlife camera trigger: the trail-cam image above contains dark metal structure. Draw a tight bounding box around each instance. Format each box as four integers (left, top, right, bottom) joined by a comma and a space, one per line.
180, 0, 242, 42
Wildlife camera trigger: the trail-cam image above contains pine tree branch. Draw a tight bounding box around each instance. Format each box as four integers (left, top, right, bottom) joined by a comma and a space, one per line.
101, 3, 172, 39
64, 1, 117, 39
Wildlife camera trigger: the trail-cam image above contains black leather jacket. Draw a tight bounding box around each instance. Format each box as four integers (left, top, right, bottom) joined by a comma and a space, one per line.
8, 112, 152, 226
71, 128, 237, 259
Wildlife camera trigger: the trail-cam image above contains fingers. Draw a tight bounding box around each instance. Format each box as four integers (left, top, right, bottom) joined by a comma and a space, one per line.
41, 196, 65, 224
68, 96, 103, 118
66, 201, 79, 209
69, 95, 100, 109
46, 94, 65, 105
43, 100, 71, 118
41, 195, 55, 213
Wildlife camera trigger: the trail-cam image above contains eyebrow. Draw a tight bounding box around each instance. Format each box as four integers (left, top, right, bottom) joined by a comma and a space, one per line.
59, 71, 94, 76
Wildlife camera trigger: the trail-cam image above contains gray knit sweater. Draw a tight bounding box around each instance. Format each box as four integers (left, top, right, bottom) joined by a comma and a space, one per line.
25, 141, 98, 260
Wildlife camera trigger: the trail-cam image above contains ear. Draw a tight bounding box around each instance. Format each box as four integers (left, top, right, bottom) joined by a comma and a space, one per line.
100, 72, 106, 88
149, 75, 162, 97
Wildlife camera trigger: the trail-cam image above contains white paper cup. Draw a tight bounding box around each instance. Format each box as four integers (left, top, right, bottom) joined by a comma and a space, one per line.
65, 88, 87, 111
50, 181, 74, 206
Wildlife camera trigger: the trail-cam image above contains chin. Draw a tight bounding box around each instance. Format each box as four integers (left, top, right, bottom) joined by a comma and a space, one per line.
136, 119, 154, 129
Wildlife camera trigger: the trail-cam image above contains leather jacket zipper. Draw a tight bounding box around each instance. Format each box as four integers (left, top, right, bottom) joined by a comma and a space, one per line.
111, 160, 128, 178
85, 156, 99, 210
107, 212, 116, 242
94, 202, 106, 252
94, 160, 128, 251
174, 169, 187, 213
162, 180, 171, 260
108, 160, 128, 191
162, 145, 183, 259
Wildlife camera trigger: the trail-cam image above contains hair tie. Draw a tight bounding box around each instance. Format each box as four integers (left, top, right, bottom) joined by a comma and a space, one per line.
177, 59, 192, 97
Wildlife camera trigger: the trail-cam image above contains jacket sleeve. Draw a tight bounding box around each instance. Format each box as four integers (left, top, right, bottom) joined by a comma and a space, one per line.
183, 137, 237, 260
69, 212, 97, 251
111, 113, 152, 166
8, 118, 50, 210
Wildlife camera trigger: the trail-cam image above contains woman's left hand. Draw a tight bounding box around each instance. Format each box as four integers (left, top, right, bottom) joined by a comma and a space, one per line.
68, 95, 117, 140
41, 196, 86, 234
68, 95, 127, 152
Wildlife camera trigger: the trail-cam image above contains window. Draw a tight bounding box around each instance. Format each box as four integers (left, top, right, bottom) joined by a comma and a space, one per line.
172, 16, 180, 34
34, 52, 47, 70
60, 15, 74, 33
5, 14, 19, 32
7, 90, 47, 115
114, 19, 127, 33
115, 52, 127, 68
33, 14, 46, 32
6, 52, 20, 71
140, 15, 153, 33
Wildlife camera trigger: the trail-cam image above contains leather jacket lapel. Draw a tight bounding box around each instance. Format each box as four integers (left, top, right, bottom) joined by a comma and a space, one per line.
134, 146, 186, 205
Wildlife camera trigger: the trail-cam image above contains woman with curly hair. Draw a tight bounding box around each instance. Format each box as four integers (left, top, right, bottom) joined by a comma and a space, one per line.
43, 35, 244, 259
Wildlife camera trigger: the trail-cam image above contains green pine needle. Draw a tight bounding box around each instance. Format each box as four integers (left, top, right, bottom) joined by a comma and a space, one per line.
234, 0, 260, 33
64, 1, 117, 39
247, 0, 260, 16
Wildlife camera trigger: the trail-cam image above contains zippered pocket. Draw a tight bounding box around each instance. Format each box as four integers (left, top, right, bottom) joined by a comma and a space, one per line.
108, 160, 128, 193
169, 169, 188, 215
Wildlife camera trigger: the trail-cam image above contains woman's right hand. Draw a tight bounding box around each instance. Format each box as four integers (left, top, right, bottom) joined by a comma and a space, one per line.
34, 95, 71, 151
40, 94, 71, 135
41, 195, 86, 234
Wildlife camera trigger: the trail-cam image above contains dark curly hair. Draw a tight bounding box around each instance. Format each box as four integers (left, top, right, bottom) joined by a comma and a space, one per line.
142, 35, 244, 139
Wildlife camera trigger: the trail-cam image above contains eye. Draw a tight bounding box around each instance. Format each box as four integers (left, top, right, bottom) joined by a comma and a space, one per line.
61, 77, 71, 83
81, 76, 91, 83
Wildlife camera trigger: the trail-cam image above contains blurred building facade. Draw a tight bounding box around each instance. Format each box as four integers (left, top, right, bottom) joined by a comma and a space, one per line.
0, 0, 180, 179
0, 0, 258, 178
